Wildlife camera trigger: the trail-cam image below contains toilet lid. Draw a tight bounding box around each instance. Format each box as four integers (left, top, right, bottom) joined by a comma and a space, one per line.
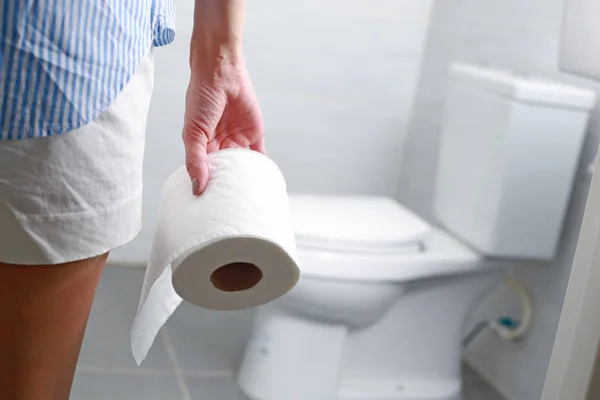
289, 195, 432, 253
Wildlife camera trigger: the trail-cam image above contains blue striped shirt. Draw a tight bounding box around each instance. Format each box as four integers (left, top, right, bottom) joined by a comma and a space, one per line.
0, 0, 176, 141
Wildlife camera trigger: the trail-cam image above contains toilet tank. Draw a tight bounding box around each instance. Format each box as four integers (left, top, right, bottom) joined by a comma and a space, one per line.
434, 63, 596, 260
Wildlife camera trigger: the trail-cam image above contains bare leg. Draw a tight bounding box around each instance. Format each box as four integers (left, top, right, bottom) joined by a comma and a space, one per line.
0, 253, 108, 400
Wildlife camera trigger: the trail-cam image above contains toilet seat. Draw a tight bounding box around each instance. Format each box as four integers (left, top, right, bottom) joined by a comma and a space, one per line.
288, 195, 488, 282
289, 194, 431, 254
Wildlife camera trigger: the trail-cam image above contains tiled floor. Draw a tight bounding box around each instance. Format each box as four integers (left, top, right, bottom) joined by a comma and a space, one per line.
72, 267, 504, 400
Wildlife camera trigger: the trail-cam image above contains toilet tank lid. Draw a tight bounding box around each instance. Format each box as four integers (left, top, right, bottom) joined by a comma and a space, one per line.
288, 194, 431, 252
450, 62, 597, 110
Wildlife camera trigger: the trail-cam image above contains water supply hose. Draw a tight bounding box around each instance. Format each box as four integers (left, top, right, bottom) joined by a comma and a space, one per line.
462, 276, 533, 347
489, 277, 533, 341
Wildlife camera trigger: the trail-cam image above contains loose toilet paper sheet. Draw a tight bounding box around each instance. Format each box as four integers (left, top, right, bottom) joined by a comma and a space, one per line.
131, 149, 300, 365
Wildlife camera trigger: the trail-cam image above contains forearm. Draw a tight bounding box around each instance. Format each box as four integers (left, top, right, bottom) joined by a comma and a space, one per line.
190, 0, 246, 70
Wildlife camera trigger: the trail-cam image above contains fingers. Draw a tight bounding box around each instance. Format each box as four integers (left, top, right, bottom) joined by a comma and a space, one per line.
183, 134, 210, 196
220, 136, 266, 154
219, 139, 246, 150
185, 133, 264, 197
250, 138, 266, 154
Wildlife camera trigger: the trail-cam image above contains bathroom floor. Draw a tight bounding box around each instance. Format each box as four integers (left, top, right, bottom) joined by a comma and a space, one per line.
71, 267, 505, 400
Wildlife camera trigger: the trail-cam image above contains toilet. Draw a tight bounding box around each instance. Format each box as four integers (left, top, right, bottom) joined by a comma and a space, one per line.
237, 63, 597, 400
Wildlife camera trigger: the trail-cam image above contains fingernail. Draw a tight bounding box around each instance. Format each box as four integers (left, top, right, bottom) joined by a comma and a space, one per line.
192, 179, 199, 196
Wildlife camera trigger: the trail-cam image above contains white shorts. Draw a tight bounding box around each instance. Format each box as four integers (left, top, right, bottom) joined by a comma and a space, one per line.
0, 51, 154, 265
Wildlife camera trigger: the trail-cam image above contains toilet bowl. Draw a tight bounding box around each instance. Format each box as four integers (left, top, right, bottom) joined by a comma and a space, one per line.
237, 63, 595, 400
238, 195, 503, 400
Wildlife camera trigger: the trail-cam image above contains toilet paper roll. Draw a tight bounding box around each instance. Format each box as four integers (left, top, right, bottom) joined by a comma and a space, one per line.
130, 149, 300, 365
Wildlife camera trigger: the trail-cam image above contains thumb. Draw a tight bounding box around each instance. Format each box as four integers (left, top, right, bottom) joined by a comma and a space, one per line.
183, 132, 210, 196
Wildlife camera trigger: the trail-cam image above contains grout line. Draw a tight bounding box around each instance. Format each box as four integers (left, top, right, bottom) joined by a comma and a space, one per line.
77, 365, 235, 379
180, 369, 234, 379
161, 327, 193, 400
77, 366, 175, 376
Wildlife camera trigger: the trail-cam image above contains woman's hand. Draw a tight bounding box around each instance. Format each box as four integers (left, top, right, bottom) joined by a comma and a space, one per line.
183, 58, 264, 196
184, 0, 262, 195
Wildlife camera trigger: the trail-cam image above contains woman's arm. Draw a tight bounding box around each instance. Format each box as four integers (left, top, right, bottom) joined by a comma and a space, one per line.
184, 0, 264, 195
190, 0, 245, 69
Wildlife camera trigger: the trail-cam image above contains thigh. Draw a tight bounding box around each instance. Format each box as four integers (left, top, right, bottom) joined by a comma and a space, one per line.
0, 253, 108, 400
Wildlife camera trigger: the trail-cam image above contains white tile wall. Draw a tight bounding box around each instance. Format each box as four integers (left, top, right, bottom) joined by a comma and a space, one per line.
110, 0, 433, 260
398, 0, 600, 399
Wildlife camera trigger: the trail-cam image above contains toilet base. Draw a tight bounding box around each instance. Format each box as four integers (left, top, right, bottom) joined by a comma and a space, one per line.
238, 306, 462, 400
238, 272, 501, 400
238, 306, 348, 400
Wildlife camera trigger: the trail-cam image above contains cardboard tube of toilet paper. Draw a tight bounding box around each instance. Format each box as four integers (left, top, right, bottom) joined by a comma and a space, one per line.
130, 149, 301, 365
